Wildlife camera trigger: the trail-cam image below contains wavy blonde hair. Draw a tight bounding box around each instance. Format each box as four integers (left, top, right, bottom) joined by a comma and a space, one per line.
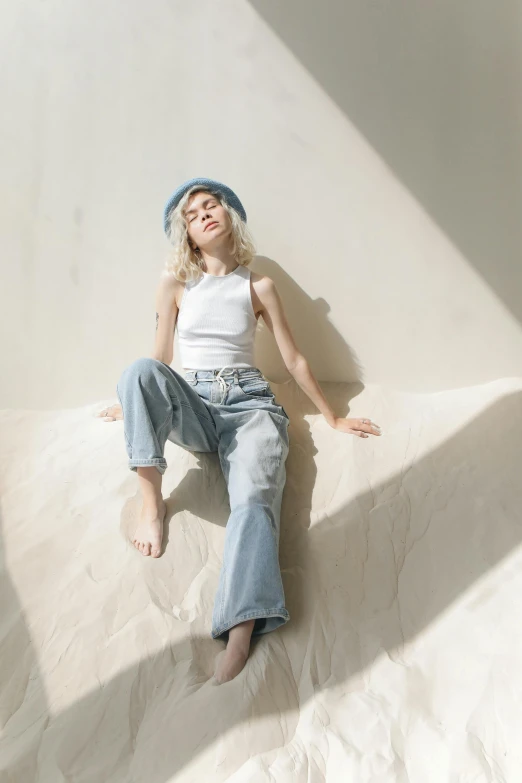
162, 185, 257, 282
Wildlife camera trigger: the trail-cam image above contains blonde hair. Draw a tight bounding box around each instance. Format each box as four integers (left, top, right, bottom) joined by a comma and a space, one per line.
162, 185, 257, 282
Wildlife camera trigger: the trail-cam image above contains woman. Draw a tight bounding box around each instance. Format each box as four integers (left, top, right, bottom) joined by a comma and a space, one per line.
98, 176, 381, 684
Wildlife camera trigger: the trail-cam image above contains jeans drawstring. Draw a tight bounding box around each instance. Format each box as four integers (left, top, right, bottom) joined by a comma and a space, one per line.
215, 365, 234, 398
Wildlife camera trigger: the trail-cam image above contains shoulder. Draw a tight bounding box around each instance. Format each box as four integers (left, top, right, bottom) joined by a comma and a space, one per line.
249, 270, 276, 295
158, 271, 186, 309
248, 270, 280, 317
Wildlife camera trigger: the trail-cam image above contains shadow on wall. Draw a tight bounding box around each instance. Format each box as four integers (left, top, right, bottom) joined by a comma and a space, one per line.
247, 0, 522, 326
238, 255, 363, 385
2, 387, 522, 779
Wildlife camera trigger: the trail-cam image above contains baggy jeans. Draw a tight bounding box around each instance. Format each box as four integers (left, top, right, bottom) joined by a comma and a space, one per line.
116, 357, 291, 643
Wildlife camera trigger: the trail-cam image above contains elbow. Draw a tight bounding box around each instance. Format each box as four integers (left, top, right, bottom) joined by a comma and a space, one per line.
287, 354, 307, 374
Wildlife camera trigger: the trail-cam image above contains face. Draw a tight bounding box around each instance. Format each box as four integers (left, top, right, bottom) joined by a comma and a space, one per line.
184, 191, 232, 253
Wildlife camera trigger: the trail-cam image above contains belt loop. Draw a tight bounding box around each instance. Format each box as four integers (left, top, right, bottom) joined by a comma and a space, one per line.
234, 369, 239, 385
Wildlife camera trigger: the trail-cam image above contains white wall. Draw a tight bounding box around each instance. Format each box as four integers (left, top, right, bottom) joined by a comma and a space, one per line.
1, 0, 521, 409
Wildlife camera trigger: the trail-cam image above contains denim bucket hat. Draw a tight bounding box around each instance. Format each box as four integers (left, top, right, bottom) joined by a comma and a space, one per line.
163, 177, 247, 238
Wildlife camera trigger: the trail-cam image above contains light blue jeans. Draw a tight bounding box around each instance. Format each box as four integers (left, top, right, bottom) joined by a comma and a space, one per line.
116, 357, 291, 642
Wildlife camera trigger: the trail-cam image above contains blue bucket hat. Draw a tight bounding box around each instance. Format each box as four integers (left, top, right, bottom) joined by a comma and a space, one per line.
163, 177, 247, 238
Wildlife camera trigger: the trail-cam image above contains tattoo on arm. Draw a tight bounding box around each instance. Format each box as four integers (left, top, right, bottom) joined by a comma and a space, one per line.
156, 312, 159, 331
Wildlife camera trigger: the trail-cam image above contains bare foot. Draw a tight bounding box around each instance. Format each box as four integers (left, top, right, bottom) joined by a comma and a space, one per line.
213, 619, 255, 684
131, 499, 167, 558
96, 403, 123, 421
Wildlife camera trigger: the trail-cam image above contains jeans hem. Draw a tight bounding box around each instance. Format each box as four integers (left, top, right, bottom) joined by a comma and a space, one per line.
211, 608, 290, 640
129, 459, 167, 475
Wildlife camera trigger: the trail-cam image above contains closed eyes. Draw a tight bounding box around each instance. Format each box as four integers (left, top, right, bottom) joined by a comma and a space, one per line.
188, 202, 217, 222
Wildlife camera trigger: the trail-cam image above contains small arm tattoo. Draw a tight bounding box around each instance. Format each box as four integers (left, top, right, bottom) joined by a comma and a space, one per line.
156, 311, 176, 335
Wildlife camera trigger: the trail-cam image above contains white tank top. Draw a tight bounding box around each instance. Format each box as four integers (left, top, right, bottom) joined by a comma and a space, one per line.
176, 264, 258, 370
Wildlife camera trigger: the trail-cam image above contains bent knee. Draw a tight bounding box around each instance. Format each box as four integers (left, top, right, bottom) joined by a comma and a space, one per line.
118, 357, 165, 386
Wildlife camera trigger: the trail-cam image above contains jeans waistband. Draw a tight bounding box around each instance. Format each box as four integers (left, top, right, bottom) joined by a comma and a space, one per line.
184, 366, 265, 383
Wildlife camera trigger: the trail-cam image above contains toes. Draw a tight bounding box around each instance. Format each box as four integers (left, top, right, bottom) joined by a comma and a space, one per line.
132, 527, 162, 557
132, 538, 156, 557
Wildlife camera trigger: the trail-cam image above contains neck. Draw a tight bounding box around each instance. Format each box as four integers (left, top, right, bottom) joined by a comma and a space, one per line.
201, 259, 239, 277
198, 246, 238, 277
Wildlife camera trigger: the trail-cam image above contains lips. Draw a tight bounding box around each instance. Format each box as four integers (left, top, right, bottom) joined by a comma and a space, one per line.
205, 221, 218, 231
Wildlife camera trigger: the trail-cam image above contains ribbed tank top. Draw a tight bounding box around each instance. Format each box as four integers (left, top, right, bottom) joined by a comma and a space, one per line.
176, 264, 258, 370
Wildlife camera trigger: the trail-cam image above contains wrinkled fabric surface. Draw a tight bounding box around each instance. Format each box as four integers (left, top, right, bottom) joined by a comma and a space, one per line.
1, 377, 522, 782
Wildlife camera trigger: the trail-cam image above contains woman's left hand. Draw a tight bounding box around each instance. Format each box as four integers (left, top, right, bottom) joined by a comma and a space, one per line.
330, 416, 381, 438
95, 403, 124, 421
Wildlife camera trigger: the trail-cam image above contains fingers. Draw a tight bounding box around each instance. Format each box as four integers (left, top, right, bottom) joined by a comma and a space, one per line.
352, 418, 382, 437
95, 404, 123, 421
360, 418, 381, 435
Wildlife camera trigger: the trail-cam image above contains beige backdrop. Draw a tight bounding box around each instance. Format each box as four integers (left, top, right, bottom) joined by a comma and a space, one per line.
1, 0, 521, 409
2, 3, 522, 782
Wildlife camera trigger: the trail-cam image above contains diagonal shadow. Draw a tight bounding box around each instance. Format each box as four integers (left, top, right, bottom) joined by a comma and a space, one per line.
2, 381, 521, 780
247, 0, 522, 325
249, 256, 365, 385
0, 504, 51, 781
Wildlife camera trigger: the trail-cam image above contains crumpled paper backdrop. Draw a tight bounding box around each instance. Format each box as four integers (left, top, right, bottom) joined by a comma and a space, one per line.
1, 377, 521, 782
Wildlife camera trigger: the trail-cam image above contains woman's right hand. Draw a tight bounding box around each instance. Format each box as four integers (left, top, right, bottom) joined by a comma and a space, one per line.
96, 403, 123, 421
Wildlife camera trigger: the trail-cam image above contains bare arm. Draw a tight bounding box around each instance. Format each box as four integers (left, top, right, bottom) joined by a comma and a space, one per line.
257, 275, 381, 437
96, 273, 181, 422
152, 273, 181, 365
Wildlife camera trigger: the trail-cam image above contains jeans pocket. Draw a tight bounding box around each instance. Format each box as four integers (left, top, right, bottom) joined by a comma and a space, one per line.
238, 378, 273, 397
